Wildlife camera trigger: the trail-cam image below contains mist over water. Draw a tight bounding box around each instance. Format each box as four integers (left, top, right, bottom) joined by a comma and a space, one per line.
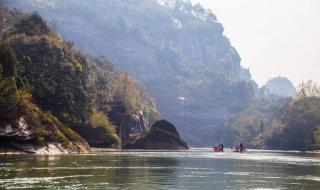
1, 149, 320, 189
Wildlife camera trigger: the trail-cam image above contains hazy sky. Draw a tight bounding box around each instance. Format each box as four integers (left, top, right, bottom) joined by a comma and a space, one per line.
191, 0, 320, 87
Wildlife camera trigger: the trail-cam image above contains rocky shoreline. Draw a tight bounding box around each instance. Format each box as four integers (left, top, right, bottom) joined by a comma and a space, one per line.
0, 142, 90, 154
0, 147, 191, 155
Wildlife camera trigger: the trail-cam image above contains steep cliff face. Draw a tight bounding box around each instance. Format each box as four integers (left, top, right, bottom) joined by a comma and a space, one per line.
4, 0, 256, 146
4, 0, 250, 80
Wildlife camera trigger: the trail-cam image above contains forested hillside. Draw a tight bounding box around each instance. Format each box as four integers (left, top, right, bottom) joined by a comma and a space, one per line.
3, 0, 257, 146
0, 20, 89, 153
0, 8, 159, 152
224, 80, 320, 150
2, 1, 319, 151
263, 81, 320, 150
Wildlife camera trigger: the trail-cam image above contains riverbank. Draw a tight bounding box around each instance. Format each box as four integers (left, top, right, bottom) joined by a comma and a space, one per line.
2, 146, 320, 155
0, 143, 90, 155
90, 148, 120, 152
0, 146, 120, 155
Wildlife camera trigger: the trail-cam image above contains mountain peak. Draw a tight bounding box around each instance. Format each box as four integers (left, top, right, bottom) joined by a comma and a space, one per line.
263, 77, 297, 97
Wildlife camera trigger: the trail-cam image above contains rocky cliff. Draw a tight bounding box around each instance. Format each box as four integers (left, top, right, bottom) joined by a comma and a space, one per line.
4, 0, 256, 146
0, 8, 162, 152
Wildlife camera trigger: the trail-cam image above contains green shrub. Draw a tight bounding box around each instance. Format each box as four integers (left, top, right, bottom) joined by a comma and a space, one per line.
0, 64, 2, 79
90, 108, 119, 142
0, 78, 18, 120
0, 44, 17, 78
314, 127, 320, 149
14, 12, 52, 36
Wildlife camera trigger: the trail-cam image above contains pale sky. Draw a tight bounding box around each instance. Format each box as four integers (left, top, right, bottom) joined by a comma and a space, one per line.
191, 0, 320, 87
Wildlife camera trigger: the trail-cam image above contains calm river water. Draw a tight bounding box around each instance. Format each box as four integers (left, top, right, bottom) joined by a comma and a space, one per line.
0, 149, 320, 189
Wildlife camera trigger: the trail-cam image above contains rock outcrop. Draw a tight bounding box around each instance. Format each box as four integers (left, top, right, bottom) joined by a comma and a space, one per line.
108, 101, 149, 146
124, 120, 189, 150
119, 114, 147, 145
260, 77, 297, 98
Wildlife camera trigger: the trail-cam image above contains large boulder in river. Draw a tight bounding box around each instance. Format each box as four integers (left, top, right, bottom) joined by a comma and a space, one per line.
124, 120, 189, 150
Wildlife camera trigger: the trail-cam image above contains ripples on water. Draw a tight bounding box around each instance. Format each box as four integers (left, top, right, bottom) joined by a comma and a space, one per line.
0, 149, 320, 190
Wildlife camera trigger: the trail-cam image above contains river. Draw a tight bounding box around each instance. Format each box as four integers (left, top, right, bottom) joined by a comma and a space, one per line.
0, 149, 320, 189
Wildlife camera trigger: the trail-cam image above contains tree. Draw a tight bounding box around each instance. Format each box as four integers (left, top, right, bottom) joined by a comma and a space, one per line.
297, 80, 320, 97
264, 97, 320, 150
259, 120, 264, 133
0, 64, 2, 80
0, 44, 18, 119
14, 12, 52, 36
0, 78, 18, 120
112, 72, 142, 113
0, 44, 17, 78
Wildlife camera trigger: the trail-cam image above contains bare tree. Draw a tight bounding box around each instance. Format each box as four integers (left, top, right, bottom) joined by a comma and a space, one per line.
297, 80, 320, 97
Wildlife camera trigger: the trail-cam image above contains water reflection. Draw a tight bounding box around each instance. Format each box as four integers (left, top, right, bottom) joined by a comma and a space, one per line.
0, 154, 180, 189
0, 150, 320, 189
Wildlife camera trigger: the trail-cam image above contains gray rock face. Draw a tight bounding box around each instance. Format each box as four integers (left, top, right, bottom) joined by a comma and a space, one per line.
107, 101, 148, 146
151, 119, 180, 137
5, 0, 256, 146
0, 117, 35, 141
120, 114, 147, 145
0, 116, 89, 154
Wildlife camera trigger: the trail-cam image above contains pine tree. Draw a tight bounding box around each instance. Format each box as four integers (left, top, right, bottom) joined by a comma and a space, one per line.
0, 64, 2, 80
0, 44, 17, 78
0, 44, 18, 119
259, 120, 264, 133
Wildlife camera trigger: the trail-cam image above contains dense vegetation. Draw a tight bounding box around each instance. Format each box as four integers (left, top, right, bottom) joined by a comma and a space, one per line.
4, 0, 256, 146
263, 82, 320, 150
0, 8, 159, 150
2, 3, 320, 151
0, 41, 88, 152
225, 81, 320, 151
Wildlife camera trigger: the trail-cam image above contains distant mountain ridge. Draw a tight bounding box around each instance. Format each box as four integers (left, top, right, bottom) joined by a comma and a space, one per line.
4, 0, 256, 146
